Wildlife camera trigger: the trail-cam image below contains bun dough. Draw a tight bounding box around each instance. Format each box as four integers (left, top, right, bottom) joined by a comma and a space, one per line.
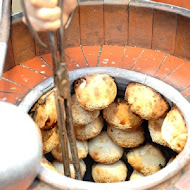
52, 160, 86, 179
125, 82, 169, 120
75, 116, 104, 141
107, 125, 145, 148
126, 144, 166, 176
51, 140, 88, 162
103, 99, 142, 130
161, 106, 187, 153
148, 119, 168, 146
89, 131, 124, 164
74, 74, 117, 111
71, 94, 100, 126
130, 170, 145, 180
41, 126, 59, 154
92, 160, 127, 183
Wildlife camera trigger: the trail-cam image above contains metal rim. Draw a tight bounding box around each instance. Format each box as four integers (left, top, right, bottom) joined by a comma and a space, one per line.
19, 67, 190, 190
11, 0, 190, 22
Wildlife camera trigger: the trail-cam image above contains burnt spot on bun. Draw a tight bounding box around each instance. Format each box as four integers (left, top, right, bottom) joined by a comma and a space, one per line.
74, 77, 87, 88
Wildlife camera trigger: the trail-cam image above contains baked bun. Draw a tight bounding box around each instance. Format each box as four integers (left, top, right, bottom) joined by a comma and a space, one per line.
71, 94, 100, 126
107, 125, 145, 148
103, 99, 142, 130
52, 160, 86, 179
34, 90, 57, 130
92, 160, 127, 183
30, 89, 53, 116
148, 119, 168, 146
130, 170, 145, 180
51, 140, 88, 162
89, 131, 124, 164
74, 74, 117, 111
125, 82, 169, 120
75, 116, 104, 141
126, 144, 166, 176
41, 126, 59, 154
41, 157, 56, 171
161, 106, 187, 153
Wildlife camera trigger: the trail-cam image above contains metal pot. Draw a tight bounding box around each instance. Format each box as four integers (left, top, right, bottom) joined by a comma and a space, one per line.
19, 67, 190, 190
0, 101, 42, 190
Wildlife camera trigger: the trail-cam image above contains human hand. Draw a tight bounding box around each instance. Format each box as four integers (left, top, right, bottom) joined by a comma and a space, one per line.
22, 0, 77, 31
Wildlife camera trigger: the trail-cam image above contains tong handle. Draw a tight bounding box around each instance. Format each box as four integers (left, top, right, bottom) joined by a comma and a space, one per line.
48, 0, 82, 179
0, 0, 12, 78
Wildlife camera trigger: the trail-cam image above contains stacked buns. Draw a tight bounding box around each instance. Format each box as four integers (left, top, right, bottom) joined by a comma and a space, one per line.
161, 106, 187, 153
30, 74, 187, 182
126, 143, 166, 176
125, 82, 169, 120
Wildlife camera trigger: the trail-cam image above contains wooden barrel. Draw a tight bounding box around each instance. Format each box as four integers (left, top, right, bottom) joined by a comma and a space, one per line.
5, 0, 190, 73
9, 0, 190, 189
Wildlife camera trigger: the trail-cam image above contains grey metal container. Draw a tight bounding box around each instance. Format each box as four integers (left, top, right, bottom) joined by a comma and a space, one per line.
19, 67, 190, 190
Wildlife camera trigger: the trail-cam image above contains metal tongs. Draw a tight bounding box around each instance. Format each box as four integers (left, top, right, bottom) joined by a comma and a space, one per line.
21, 0, 82, 180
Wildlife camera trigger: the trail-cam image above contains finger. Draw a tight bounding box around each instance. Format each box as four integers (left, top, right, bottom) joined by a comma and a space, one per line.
30, 0, 58, 8
22, 16, 61, 31
43, 20, 61, 31
36, 7, 61, 21
62, 13, 69, 27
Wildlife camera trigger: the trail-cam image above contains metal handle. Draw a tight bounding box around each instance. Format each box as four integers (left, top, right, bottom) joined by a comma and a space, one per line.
0, 0, 12, 78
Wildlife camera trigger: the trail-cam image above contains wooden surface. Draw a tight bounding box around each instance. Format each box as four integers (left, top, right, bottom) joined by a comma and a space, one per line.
3, 1, 190, 73
79, 3, 104, 45
175, 15, 190, 60
104, 2, 128, 45
11, 19, 36, 65
129, 6, 153, 49
64, 7, 81, 48
4, 38, 15, 72
152, 10, 177, 54
35, 32, 51, 56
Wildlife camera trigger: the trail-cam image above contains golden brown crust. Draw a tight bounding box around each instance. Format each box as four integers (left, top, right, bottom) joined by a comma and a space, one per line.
92, 161, 127, 183
71, 94, 100, 126
161, 106, 187, 153
88, 131, 124, 164
148, 119, 168, 147
107, 125, 145, 148
30, 89, 53, 116
34, 90, 57, 130
41, 157, 56, 171
41, 126, 59, 154
125, 82, 169, 120
74, 116, 104, 141
51, 140, 88, 162
126, 144, 166, 176
52, 160, 86, 179
74, 74, 117, 111
103, 99, 142, 130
